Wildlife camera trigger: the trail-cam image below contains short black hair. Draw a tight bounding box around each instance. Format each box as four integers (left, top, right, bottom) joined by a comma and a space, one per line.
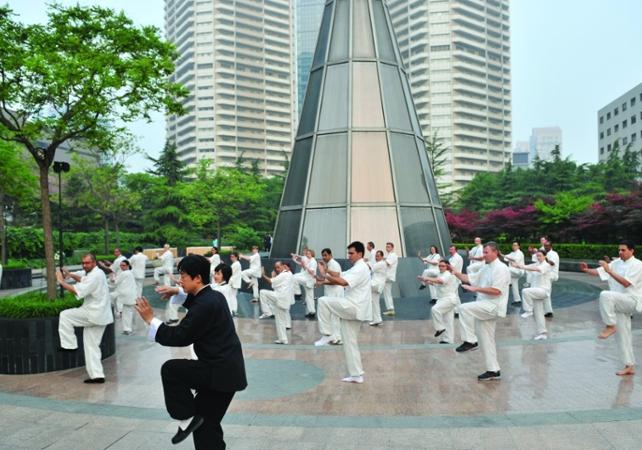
212, 246, 219, 253
177, 254, 210, 284
620, 240, 636, 251
283, 261, 292, 271
83, 253, 97, 262
134, 246, 143, 252
376, 250, 384, 257
120, 260, 131, 270
231, 251, 239, 259
368, 241, 375, 248
348, 241, 365, 256
321, 248, 332, 255
214, 263, 232, 283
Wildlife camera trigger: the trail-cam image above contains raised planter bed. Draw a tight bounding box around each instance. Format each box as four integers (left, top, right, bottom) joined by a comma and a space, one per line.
0, 268, 32, 289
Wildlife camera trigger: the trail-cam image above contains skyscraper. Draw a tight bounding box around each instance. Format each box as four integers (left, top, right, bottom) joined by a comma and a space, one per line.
387, 0, 512, 192
164, 0, 296, 176
272, 0, 450, 259
529, 127, 562, 162
295, 0, 324, 116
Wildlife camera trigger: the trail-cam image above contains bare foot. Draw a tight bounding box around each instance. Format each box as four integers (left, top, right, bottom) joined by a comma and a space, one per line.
616, 366, 635, 376
598, 326, 616, 339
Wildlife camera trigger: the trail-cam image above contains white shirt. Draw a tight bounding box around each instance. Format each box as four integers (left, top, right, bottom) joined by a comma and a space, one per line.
598, 257, 642, 308
271, 270, 294, 309
230, 260, 242, 289
528, 261, 552, 293
212, 282, 233, 311
324, 258, 344, 297
468, 259, 511, 318
385, 251, 398, 282
506, 250, 525, 278
129, 253, 148, 279
449, 252, 464, 273
370, 260, 387, 293
160, 249, 174, 272
111, 255, 126, 276
468, 245, 483, 265
545, 249, 560, 281
73, 266, 114, 325
209, 254, 221, 273
114, 270, 137, 305
342, 259, 372, 321
422, 253, 441, 274
249, 253, 261, 270
435, 271, 459, 300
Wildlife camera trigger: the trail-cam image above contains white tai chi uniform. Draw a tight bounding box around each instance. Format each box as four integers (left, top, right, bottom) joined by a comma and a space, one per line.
58, 267, 114, 379
129, 252, 148, 298
112, 270, 137, 332
383, 251, 398, 311
370, 260, 387, 324
467, 244, 484, 274
293, 257, 318, 314
153, 249, 174, 286
506, 250, 525, 303
318, 259, 372, 377
449, 252, 464, 304
241, 253, 261, 299
521, 262, 552, 335
431, 271, 461, 343
324, 258, 345, 337
597, 257, 642, 367
421, 253, 441, 300
544, 249, 559, 314
229, 260, 242, 314
209, 253, 221, 280
364, 249, 376, 269
458, 259, 510, 372
260, 271, 294, 343
109, 255, 127, 313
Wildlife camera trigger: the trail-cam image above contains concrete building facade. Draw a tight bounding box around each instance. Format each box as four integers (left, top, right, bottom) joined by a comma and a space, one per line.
164, 0, 297, 176
598, 82, 642, 162
295, 0, 324, 116
529, 126, 562, 162
512, 140, 529, 169
386, 0, 512, 192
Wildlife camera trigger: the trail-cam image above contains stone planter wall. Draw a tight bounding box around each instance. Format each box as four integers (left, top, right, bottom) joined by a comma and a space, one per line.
0, 316, 115, 374
0, 268, 32, 290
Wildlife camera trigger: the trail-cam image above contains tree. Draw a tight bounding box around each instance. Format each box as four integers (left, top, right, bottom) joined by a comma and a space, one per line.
424, 132, 454, 204
147, 139, 185, 186
0, 141, 38, 263
0, 5, 186, 298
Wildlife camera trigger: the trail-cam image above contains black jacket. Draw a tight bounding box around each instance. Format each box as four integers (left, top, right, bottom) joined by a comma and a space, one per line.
155, 286, 247, 392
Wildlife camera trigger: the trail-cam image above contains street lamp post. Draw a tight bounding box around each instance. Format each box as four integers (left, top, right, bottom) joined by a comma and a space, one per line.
53, 161, 70, 298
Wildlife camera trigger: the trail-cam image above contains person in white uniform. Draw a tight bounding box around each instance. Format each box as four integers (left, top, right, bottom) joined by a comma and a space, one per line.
111, 260, 138, 334
55, 253, 114, 383
514, 250, 553, 339
292, 248, 318, 318
452, 242, 510, 381
212, 263, 234, 314
153, 244, 174, 286
369, 250, 387, 326
129, 246, 148, 298
260, 261, 294, 344
209, 247, 221, 281
240, 245, 261, 301
542, 241, 559, 318
319, 248, 344, 337
229, 252, 242, 316
419, 246, 441, 304
448, 245, 464, 308
99, 248, 127, 315
365, 241, 376, 269
503, 242, 525, 304
382, 242, 398, 316
580, 241, 642, 376
419, 260, 460, 344
467, 237, 484, 275
315, 241, 372, 384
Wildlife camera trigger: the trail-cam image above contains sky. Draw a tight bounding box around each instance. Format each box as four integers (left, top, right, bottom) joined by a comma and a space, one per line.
6, 0, 642, 170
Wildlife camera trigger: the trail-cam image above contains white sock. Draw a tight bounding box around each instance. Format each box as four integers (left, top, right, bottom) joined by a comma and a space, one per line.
179, 417, 193, 430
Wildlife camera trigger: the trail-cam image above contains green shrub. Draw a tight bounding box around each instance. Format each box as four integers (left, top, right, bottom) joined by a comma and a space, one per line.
3, 259, 31, 269
0, 291, 82, 319
453, 242, 618, 260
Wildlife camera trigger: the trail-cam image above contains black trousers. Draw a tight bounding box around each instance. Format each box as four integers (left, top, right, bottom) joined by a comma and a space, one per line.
161, 359, 235, 450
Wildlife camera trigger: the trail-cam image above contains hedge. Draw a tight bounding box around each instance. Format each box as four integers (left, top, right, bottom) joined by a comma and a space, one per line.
0, 291, 82, 319
454, 243, 618, 260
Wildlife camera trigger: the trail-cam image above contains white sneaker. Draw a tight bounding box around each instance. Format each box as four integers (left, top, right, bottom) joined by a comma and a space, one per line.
534, 333, 548, 340
258, 313, 272, 319
274, 339, 288, 345
314, 335, 334, 346
369, 321, 382, 326
521, 311, 533, 318
341, 375, 364, 384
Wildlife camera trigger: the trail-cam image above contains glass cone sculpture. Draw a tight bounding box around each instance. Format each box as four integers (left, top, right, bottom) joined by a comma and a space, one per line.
272, 0, 451, 257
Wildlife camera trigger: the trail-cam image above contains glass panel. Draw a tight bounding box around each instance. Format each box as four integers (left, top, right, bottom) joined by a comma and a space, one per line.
434, 208, 452, 251
352, 62, 384, 128
401, 74, 421, 134
281, 138, 312, 206
271, 210, 302, 258
400, 207, 439, 257
301, 208, 347, 256
312, 3, 333, 67
350, 207, 402, 256
390, 133, 430, 203
416, 137, 441, 206
319, 64, 349, 130
379, 64, 412, 130
352, 0, 375, 58
308, 133, 348, 205
372, 0, 395, 62
351, 132, 394, 203
329, 0, 349, 62
297, 69, 322, 136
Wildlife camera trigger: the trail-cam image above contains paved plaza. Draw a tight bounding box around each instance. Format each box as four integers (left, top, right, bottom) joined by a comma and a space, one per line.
2, 273, 642, 449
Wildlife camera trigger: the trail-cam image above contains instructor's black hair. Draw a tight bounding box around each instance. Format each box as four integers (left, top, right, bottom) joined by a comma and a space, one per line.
177, 254, 210, 285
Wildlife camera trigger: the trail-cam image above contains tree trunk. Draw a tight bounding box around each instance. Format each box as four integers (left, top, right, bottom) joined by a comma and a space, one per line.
114, 220, 120, 248
0, 192, 6, 265
39, 165, 57, 300
103, 219, 109, 255
217, 219, 221, 248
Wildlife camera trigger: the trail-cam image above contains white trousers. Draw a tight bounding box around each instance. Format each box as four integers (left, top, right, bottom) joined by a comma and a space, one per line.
135, 278, 144, 298
383, 281, 395, 311
371, 288, 382, 323
293, 273, 315, 314
241, 269, 260, 299
259, 289, 274, 316
544, 288, 554, 315
263, 291, 289, 343
229, 287, 238, 314
122, 305, 135, 333
432, 296, 460, 343
522, 287, 548, 334
153, 267, 172, 286
110, 292, 123, 314
318, 296, 363, 377
165, 299, 179, 321
510, 276, 522, 303
58, 308, 107, 379
599, 291, 638, 366
459, 301, 500, 372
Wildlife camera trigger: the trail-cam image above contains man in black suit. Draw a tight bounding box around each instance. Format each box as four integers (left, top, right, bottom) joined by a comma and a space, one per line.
135, 254, 247, 449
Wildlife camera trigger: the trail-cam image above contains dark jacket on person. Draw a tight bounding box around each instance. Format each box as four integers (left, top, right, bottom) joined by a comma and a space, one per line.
155, 286, 247, 392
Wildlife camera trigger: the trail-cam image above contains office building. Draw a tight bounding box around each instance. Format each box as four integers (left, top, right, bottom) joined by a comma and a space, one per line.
295, 0, 324, 116
529, 126, 562, 162
598, 82, 642, 162
512, 140, 529, 169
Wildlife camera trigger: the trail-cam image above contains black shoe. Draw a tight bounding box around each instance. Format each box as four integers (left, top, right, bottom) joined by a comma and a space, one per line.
454, 313, 459, 319
430, 299, 437, 305
544, 313, 553, 318
511, 301, 522, 305
477, 371, 501, 381
83, 378, 105, 384
57, 346, 77, 353
434, 329, 445, 338
171, 416, 204, 445
438, 340, 450, 344
419, 285, 426, 290
306, 312, 316, 319
455, 342, 478, 353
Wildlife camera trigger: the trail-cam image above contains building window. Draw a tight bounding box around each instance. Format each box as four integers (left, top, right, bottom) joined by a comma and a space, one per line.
600, 131, 604, 139
622, 102, 627, 111
600, 146, 604, 154
632, 133, 637, 142
607, 144, 612, 152
623, 137, 628, 145
614, 107, 619, 116
614, 124, 619, 132
623, 119, 628, 128
607, 112, 611, 120
632, 97, 637, 106
633, 115, 637, 124
607, 128, 611, 136
600, 116, 604, 124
